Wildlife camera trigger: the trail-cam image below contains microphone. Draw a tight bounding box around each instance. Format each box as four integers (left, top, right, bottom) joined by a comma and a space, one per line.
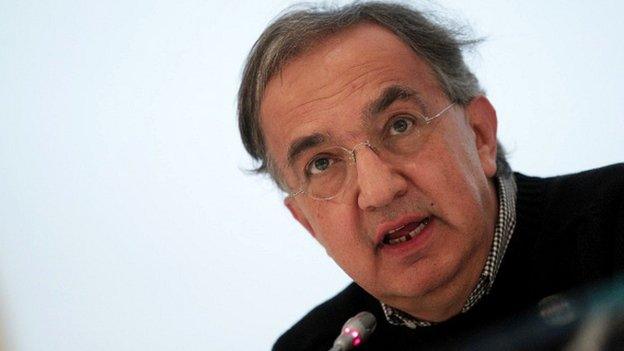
328, 311, 377, 351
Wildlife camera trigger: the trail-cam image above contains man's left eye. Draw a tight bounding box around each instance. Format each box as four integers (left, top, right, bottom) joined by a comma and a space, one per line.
388, 117, 414, 135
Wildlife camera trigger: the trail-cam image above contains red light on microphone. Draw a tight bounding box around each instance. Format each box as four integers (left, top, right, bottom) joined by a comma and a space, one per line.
352, 337, 362, 346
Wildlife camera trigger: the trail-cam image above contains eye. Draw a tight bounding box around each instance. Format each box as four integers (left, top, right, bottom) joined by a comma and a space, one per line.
305, 155, 335, 175
388, 116, 415, 136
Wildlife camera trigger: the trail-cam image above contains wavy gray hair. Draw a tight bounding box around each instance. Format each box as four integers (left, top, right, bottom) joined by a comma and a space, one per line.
238, 1, 510, 189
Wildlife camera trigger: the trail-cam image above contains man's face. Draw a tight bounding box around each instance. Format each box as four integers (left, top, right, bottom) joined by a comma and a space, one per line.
260, 24, 499, 320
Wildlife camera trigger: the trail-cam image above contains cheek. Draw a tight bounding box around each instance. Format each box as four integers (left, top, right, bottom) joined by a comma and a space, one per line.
403, 136, 488, 224
436, 125, 486, 190
306, 203, 361, 252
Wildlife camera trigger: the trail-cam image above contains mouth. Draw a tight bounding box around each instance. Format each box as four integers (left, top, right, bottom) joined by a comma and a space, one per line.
380, 216, 431, 246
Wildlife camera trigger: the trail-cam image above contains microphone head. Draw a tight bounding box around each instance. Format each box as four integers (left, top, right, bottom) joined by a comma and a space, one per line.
331, 311, 377, 350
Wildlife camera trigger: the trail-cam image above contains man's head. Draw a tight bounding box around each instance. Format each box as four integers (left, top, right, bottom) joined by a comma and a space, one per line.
238, 2, 507, 321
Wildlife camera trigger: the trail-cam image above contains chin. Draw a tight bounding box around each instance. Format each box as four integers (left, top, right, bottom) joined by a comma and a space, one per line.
380, 254, 466, 305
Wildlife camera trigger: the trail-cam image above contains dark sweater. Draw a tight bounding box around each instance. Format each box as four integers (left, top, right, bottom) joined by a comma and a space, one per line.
274, 164, 624, 351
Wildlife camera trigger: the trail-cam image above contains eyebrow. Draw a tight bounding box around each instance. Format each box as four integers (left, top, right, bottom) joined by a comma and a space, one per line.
287, 133, 326, 167
366, 85, 427, 118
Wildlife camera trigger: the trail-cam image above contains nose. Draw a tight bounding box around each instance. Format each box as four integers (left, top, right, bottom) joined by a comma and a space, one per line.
353, 146, 408, 211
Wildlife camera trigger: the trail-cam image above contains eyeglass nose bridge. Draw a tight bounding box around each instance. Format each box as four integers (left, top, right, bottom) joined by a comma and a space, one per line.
348, 140, 377, 162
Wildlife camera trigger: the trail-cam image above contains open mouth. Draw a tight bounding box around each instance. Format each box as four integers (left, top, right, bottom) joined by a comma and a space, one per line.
382, 217, 431, 246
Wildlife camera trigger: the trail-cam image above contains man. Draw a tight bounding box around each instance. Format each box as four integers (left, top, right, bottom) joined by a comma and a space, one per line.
237, 2, 624, 350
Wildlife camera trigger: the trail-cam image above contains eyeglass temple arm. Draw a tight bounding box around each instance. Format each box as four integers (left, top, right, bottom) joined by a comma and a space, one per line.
288, 188, 305, 198
423, 102, 455, 123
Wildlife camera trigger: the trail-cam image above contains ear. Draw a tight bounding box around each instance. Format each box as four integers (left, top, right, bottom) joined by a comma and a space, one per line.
284, 197, 317, 238
465, 96, 498, 178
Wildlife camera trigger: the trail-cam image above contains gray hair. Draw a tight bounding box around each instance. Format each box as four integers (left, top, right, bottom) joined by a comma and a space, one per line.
238, 1, 511, 189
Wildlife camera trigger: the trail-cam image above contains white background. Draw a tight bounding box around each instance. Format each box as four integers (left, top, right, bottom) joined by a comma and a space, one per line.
1, 1, 623, 350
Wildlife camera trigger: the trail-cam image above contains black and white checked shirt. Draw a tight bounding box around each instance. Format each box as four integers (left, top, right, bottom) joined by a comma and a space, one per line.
380, 174, 518, 329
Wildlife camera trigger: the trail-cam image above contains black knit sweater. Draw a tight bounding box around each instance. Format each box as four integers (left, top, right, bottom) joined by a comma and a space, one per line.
274, 164, 624, 351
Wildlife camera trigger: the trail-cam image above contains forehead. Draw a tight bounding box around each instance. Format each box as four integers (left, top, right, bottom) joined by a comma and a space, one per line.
260, 23, 443, 166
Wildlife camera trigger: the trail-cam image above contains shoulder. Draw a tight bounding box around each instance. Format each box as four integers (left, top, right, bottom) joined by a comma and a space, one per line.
545, 163, 624, 220
544, 163, 624, 198
516, 163, 624, 214
514, 163, 624, 284
273, 283, 378, 351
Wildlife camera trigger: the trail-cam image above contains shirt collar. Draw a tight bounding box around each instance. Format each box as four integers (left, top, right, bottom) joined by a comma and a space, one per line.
380, 173, 518, 329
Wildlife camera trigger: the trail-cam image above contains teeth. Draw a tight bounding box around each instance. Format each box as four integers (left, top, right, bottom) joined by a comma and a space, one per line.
385, 218, 430, 245
387, 224, 406, 234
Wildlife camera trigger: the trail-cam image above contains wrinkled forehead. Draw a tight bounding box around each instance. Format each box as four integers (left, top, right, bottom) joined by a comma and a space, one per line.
260, 25, 441, 113
259, 24, 443, 169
